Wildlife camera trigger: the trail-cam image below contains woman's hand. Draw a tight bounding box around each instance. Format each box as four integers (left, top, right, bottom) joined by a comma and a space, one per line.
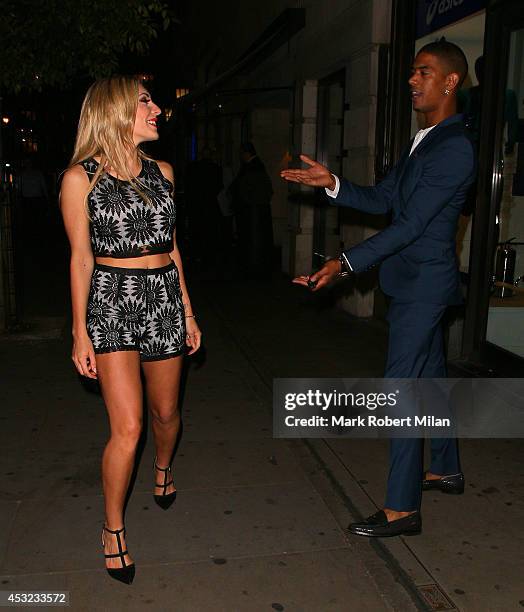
72, 332, 97, 378
185, 317, 202, 355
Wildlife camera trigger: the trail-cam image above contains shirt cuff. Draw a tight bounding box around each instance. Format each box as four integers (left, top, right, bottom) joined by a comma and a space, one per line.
341, 252, 353, 272
324, 174, 340, 198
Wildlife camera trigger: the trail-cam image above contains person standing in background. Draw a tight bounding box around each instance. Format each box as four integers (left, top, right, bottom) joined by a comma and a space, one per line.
17, 156, 49, 235
185, 147, 223, 269
218, 164, 235, 273
230, 142, 274, 278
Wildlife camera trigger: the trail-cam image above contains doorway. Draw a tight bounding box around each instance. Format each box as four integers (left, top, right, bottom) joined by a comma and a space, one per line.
313, 70, 345, 265
463, 0, 524, 373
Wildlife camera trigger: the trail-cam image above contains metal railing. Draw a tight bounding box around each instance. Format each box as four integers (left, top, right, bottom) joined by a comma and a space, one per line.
0, 186, 18, 330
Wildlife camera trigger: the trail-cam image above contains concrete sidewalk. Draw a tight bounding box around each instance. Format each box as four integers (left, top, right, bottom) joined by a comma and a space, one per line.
205, 274, 524, 612
0, 277, 416, 610
1, 257, 523, 611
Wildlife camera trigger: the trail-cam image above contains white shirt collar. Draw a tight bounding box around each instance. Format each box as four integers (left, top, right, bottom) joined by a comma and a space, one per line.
410, 124, 437, 155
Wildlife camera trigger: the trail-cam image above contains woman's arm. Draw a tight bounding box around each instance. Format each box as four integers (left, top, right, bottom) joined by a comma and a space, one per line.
158, 160, 202, 354
60, 165, 97, 378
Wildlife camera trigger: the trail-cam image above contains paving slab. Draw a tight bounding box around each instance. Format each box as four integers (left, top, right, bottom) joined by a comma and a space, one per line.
0, 270, 428, 611
133, 438, 308, 492
206, 275, 524, 612
0, 501, 19, 570
0, 549, 407, 612
1, 439, 307, 502
0, 447, 102, 501
323, 437, 524, 610
2, 483, 344, 574
180, 400, 272, 441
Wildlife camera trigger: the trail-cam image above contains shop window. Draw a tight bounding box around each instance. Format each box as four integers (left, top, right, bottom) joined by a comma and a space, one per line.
486, 27, 524, 358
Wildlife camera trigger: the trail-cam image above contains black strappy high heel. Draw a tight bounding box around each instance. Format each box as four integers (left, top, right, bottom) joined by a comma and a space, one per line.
101, 525, 135, 584
153, 457, 177, 510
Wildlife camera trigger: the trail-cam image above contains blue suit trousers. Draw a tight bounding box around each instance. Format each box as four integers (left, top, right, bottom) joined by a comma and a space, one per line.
384, 300, 461, 511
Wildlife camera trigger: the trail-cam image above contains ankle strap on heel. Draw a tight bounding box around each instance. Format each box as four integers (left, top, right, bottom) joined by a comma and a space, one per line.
154, 459, 174, 495
154, 457, 172, 472
102, 525, 128, 567
103, 525, 125, 535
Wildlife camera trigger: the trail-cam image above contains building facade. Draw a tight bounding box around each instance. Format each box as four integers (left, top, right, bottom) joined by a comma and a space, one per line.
174, 0, 524, 375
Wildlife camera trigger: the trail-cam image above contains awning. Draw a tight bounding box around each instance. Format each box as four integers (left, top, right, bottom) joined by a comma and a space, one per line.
176, 8, 305, 107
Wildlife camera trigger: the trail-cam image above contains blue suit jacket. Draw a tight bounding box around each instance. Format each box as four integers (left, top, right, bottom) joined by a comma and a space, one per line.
332, 114, 476, 304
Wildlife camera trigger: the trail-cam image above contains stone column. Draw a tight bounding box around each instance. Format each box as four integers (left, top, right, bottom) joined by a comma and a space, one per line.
289, 79, 318, 277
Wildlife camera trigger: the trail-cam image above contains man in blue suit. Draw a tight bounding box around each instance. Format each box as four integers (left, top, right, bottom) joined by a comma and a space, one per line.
281, 40, 476, 537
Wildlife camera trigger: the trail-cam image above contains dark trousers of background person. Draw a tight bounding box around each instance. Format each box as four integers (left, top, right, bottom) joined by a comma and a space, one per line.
384, 300, 461, 511
20, 196, 48, 237
187, 200, 222, 267
236, 202, 274, 278
13, 197, 48, 315
218, 213, 234, 271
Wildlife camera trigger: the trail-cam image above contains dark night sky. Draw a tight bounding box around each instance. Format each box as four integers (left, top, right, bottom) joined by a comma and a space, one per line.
1, 1, 286, 170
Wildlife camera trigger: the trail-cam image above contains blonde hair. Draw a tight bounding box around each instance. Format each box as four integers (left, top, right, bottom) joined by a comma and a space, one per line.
68, 75, 150, 206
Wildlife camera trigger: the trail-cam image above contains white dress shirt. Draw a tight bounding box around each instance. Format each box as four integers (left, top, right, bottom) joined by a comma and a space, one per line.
408, 124, 436, 156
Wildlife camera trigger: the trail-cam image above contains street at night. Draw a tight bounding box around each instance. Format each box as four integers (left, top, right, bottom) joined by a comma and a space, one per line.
1, 1, 523, 610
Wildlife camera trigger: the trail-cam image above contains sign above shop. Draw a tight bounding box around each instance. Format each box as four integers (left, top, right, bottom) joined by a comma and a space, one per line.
416, 0, 486, 38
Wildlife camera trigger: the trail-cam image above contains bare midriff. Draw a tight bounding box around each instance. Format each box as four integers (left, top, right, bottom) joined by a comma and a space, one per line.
95, 253, 173, 269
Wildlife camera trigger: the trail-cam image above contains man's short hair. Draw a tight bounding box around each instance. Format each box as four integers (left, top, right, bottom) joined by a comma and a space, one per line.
240, 141, 257, 156
418, 38, 469, 86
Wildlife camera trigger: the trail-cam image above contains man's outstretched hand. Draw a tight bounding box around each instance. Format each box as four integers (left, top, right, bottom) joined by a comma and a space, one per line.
280, 154, 336, 190
292, 259, 342, 292
284, 154, 343, 290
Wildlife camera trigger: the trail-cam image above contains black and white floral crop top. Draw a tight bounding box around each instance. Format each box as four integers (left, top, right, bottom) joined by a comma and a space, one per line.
81, 157, 176, 258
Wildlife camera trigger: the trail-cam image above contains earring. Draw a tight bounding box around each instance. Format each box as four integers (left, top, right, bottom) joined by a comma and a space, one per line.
444, 89, 450, 95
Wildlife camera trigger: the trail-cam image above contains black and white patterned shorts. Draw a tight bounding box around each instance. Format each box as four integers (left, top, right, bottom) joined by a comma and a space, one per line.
87, 262, 186, 361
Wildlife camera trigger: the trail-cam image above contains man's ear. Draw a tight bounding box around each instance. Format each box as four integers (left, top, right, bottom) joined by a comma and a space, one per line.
447, 72, 460, 93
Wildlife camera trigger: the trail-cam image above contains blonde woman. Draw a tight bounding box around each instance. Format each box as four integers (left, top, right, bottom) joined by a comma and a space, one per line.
60, 76, 201, 584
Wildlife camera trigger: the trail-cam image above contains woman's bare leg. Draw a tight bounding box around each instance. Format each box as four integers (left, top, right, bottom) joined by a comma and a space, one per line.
97, 351, 142, 569
142, 355, 183, 495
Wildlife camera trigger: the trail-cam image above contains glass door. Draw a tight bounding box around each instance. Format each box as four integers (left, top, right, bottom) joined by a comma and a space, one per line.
463, 0, 524, 374
485, 27, 524, 358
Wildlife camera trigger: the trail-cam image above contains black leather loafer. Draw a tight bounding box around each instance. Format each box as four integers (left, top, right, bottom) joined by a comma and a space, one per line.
348, 510, 421, 537
422, 472, 464, 494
